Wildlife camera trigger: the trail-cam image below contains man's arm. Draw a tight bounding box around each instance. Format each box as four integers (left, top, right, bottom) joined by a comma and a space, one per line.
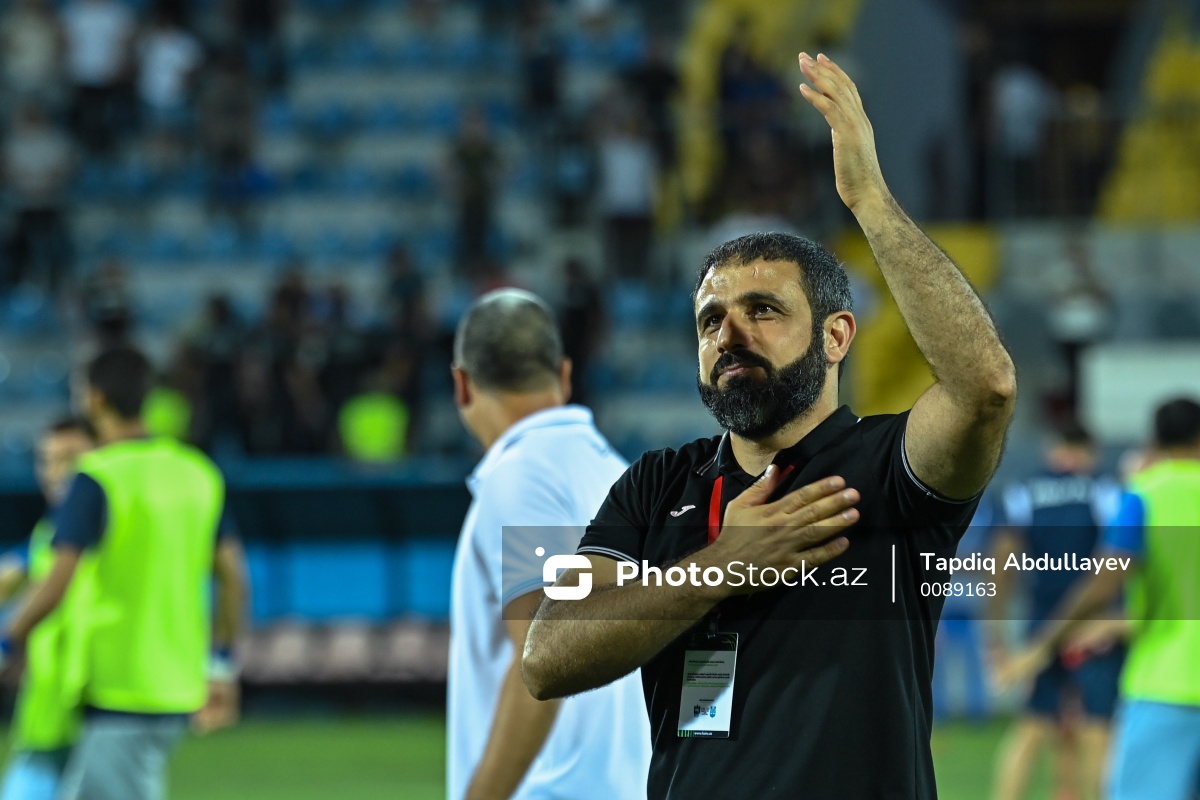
998, 562, 1127, 686
799, 53, 1016, 500
524, 471, 858, 700
5, 547, 81, 645
465, 592, 562, 800
985, 526, 1022, 651
194, 536, 249, 734
212, 538, 247, 650
0, 555, 28, 604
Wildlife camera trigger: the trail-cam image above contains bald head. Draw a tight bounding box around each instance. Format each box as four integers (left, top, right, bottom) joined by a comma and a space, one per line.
454, 289, 564, 393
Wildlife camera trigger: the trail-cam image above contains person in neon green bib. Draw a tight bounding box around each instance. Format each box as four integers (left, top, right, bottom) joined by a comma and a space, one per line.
0, 417, 95, 800
2, 347, 248, 800
1003, 397, 1200, 799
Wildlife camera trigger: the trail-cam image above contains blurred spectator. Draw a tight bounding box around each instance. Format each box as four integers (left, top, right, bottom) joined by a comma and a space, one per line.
2, 103, 76, 293
1, 0, 65, 107
559, 257, 605, 408
60, 0, 135, 155
595, 98, 656, 280
518, 0, 562, 140
383, 245, 428, 340
622, 36, 680, 169
1051, 84, 1109, 217
237, 285, 305, 454
548, 112, 594, 228
288, 321, 334, 453
313, 282, 371, 413
272, 266, 311, 327
718, 23, 786, 171
196, 48, 260, 219
231, 0, 286, 91
989, 60, 1057, 218
184, 293, 245, 451
1045, 235, 1113, 420
143, 345, 202, 442
448, 108, 501, 275
80, 259, 134, 346
574, 0, 613, 32
136, 10, 204, 163
337, 354, 413, 465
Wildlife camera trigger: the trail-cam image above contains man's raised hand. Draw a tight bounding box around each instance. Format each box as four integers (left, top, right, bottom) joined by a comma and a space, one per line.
797, 52, 888, 215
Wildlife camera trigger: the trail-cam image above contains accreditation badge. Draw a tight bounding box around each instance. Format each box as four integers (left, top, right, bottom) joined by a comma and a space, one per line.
676, 631, 737, 738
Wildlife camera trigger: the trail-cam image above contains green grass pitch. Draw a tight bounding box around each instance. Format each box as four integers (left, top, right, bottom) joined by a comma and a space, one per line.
9, 716, 1054, 798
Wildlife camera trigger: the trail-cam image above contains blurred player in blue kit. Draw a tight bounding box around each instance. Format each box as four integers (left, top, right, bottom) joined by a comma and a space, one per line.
989, 422, 1124, 800
0, 418, 95, 800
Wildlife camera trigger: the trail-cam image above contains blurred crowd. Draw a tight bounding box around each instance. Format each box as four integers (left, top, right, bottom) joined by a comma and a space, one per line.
0, 0, 283, 292
81, 243, 608, 462
0, 0, 1162, 466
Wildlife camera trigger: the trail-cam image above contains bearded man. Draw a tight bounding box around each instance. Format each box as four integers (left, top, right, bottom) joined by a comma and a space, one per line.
521, 53, 1016, 798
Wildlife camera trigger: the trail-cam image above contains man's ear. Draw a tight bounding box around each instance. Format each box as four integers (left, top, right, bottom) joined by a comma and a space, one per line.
84, 386, 105, 419
451, 367, 471, 409
560, 358, 573, 404
825, 311, 856, 367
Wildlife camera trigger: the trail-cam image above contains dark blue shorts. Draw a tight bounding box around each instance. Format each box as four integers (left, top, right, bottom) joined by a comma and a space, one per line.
1027, 646, 1125, 720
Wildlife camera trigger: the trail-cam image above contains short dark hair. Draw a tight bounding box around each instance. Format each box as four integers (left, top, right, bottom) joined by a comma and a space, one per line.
454, 289, 563, 393
87, 347, 154, 420
45, 415, 97, 441
694, 232, 854, 325
1154, 397, 1200, 449
1056, 419, 1093, 448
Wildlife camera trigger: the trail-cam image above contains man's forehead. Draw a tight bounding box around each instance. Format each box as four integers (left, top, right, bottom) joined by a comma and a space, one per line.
694, 258, 805, 306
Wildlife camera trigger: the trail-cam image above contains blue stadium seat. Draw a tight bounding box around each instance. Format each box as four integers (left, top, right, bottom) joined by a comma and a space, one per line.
393, 164, 435, 199
610, 29, 647, 67
201, 225, 242, 260
304, 102, 355, 139
394, 538, 455, 620
254, 229, 294, 261
484, 98, 517, 131
333, 165, 381, 196
334, 34, 384, 70
414, 228, 454, 266
292, 39, 329, 71
111, 161, 157, 199
245, 544, 286, 623
288, 542, 390, 621
365, 229, 401, 259
485, 39, 518, 69
285, 164, 323, 194
395, 39, 437, 71
3, 287, 51, 338
607, 281, 655, 328
424, 99, 460, 135
145, 231, 190, 264
365, 101, 412, 133
447, 36, 485, 70
312, 230, 354, 260
75, 163, 112, 200
262, 98, 298, 136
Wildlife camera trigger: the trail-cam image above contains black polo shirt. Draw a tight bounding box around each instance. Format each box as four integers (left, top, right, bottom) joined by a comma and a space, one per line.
577, 406, 978, 799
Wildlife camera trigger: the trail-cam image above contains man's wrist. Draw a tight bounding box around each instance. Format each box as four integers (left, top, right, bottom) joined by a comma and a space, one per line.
209, 646, 238, 681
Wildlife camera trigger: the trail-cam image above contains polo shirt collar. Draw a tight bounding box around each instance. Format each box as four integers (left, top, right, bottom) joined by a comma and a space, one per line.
699, 405, 861, 481
468, 405, 594, 491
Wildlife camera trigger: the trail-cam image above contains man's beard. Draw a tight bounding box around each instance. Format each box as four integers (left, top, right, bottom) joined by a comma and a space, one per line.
697, 331, 828, 440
